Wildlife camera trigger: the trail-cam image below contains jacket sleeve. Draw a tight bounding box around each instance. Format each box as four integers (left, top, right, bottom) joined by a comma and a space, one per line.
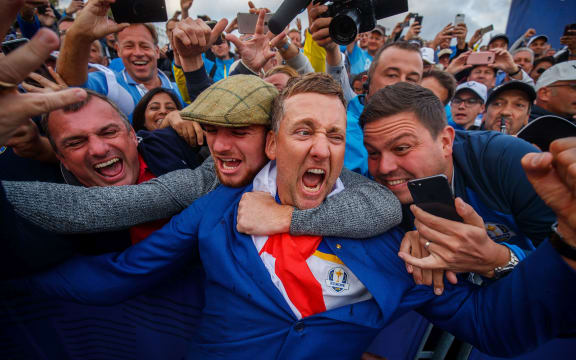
415, 241, 576, 357
184, 66, 214, 103
326, 53, 356, 103
3, 197, 210, 305
2, 157, 219, 233
484, 135, 555, 245
290, 169, 402, 238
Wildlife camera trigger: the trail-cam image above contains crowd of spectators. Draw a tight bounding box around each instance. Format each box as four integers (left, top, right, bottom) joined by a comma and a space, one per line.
1, 0, 576, 359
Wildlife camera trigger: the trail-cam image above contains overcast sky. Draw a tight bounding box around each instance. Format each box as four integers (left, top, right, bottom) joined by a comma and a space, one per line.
58, 0, 512, 46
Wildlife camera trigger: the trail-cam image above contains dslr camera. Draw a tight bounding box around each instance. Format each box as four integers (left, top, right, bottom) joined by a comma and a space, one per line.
269, 0, 408, 45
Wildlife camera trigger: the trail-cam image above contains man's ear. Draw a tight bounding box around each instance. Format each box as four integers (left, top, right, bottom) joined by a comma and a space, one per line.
265, 130, 277, 161
129, 128, 139, 146
538, 87, 551, 103
440, 125, 455, 158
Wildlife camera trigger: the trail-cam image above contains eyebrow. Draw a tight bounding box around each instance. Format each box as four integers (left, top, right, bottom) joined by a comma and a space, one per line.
383, 133, 418, 148
60, 124, 121, 145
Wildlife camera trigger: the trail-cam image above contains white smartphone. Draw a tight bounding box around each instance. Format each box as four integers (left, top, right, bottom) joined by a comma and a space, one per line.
237, 12, 272, 34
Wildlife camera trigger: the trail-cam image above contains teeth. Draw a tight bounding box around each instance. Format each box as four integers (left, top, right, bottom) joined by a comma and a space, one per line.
303, 183, 322, 192
221, 159, 240, 169
387, 179, 406, 186
133, 61, 148, 65
94, 158, 119, 169
307, 169, 325, 174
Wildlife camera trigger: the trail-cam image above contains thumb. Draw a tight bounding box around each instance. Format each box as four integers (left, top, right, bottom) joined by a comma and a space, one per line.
209, 18, 228, 46
269, 31, 287, 48
20, 88, 87, 119
455, 197, 484, 228
225, 33, 242, 51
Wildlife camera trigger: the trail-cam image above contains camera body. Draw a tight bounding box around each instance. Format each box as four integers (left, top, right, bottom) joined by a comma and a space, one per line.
321, 0, 376, 45
269, 0, 407, 45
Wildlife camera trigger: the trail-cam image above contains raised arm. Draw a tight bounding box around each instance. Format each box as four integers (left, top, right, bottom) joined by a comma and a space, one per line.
56, 0, 128, 86
237, 168, 402, 238
3, 157, 218, 233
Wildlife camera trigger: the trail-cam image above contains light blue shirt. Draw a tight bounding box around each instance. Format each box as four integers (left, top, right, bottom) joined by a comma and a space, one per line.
344, 96, 369, 175
84, 68, 183, 121
347, 44, 373, 76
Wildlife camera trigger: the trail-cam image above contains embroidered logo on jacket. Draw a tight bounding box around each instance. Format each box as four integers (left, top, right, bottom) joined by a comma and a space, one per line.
485, 223, 516, 242
326, 267, 350, 293
0, 146, 6, 155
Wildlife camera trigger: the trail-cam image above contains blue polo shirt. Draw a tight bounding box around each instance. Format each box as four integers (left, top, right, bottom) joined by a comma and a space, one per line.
84, 68, 183, 120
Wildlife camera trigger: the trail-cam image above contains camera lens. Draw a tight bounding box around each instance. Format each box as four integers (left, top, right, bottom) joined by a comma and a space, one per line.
330, 9, 361, 45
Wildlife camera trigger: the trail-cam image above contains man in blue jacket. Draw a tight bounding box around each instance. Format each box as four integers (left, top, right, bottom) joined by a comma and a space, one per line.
8, 73, 576, 359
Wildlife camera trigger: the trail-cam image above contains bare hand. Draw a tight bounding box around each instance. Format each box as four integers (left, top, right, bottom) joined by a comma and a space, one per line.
453, 23, 467, 49
390, 22, 403, 38
522, 139, 576, 245
66, 0, 84, 16
237, 191, 293, 235
523, 28, 536, 39
180, 0, 193, 11
68, 0, 129, 42
432, 23, 454, 49
5, 119, 56, 162
398, 198, 511, 276
399, 231, 458, 295
445, 50, 472, 75
309, 5, 336, 51
0, 0, 86, 144
21, 67, 69, 94
226, 10, 278, 73
159, 111, 204, 147
489, 48, 518, 75
247, 1, 271, 15
37, 5, 56, 27
405, 22, 421, 41
468, 28, 483, 48
560, 30, 576, 53
172, 17, 227, 71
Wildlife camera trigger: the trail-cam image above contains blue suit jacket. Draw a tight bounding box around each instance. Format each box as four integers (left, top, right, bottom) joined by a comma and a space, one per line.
10, 184, 576, 359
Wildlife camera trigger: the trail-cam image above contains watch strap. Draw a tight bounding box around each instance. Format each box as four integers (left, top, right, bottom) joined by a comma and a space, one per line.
493, 247, 519, 279
550, 222, 576, 260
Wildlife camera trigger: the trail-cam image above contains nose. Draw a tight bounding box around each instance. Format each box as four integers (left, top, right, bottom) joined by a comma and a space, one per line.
211, 131, 232, 154
377, 153, 398, 176
457, 101, 466, 110
87, 136, 110, 158
309, 134, 330, 160
133, 45, 146, 56
158, 105, 169, 116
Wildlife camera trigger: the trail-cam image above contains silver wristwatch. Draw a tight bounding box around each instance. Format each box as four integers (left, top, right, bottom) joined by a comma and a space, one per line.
493, 247, 519, 279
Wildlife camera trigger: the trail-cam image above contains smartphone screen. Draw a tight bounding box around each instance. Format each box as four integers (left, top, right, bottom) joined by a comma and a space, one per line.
408, 174, 462, 222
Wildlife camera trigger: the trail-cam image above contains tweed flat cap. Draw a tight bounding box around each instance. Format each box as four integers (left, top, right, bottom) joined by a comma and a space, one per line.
180, 75, 279, 127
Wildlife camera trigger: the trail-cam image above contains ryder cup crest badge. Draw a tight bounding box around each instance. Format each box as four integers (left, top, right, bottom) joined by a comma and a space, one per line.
485, 223, 515, 242
0, 146, 6, 155
326, 267, 350, 293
